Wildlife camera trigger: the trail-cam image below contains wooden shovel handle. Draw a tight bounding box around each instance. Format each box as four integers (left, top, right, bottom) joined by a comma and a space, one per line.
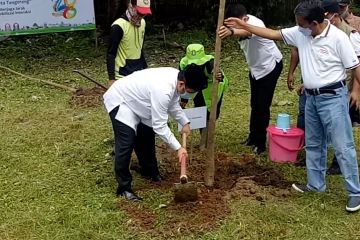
180, 133, 188, 183
182, 133, 187, 148
180, 154, 188, 183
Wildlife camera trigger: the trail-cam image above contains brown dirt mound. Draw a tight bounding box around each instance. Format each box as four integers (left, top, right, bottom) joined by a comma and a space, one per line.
70, 86, 105, 107
120, 148, 293, 238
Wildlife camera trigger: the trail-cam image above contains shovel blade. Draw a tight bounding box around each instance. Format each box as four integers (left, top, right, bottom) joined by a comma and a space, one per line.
174, 182, 198, 203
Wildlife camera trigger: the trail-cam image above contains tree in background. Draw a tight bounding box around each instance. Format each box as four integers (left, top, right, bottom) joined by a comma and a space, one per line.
94, 0, 303, 32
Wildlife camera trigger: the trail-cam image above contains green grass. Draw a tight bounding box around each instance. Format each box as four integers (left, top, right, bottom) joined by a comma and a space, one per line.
1, 30, 360, 240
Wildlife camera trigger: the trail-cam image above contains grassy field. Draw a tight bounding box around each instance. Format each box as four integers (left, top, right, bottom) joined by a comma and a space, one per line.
1, 30, 360, 240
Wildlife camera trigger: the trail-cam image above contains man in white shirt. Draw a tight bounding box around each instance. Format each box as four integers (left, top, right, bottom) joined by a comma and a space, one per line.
224, 0, 360, 212
103, 66, 208, 202
322, 0, 360, 174
218, 3, 283, 154
286, 0, 360, 173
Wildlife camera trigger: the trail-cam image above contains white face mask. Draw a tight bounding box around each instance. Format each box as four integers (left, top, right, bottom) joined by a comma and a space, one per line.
180, 91, 196, 100
298, 26, 312, 36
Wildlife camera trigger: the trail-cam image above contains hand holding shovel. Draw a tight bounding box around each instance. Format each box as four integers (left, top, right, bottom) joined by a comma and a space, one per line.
174, 133, 198, 202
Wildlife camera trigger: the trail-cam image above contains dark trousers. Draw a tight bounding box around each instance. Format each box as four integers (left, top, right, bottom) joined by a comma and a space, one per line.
249, 60, 283, 148
109, 106, 159, 193
349, 104, 360, 124
297, 92, 306, 131
193, 91, 223, 120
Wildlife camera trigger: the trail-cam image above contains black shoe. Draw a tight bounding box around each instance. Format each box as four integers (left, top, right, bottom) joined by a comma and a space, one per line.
292, 183, 313, 193
252, 145, 265, 155
346, 196, 360, 212
118, 190, 143, 202
242, 137, 255, 146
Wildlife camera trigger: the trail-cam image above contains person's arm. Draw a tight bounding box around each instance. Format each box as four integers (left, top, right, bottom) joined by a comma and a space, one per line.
351, 65, 360, 109
218, 25, 252, 39
224, 17, 283, 41
348, 32, 360, 108
140, 50, 148, 69
287, 48, 299, 91
350, 32, 360, 56
206, 59, 223, 82
140, 27, 148, 69
150, 90, 188, 160
168, 101, 191, 140
106, 25, 123, 86
339, 34, 360, 108
168, 98, 190, 129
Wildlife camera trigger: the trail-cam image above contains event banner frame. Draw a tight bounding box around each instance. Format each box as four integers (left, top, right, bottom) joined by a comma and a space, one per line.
0, 0, 96, 36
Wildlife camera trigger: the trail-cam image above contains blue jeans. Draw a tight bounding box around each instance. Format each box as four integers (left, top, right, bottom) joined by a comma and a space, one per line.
305, 86, 360, 196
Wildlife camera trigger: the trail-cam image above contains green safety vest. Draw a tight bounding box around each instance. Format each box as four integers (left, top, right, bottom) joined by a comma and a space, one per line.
112, 18, 146, 79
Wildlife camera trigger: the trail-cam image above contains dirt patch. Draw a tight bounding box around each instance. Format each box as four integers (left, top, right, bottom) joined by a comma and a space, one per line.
163, 188, 229, 235
120, 201, 157, 231
120, 147, 293, 237
119, 186, 229, 237
70, 86, 105, 107
219, 158, 291, 189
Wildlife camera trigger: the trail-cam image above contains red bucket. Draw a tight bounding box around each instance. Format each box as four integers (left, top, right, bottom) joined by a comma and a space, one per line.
266, 126, 304, 163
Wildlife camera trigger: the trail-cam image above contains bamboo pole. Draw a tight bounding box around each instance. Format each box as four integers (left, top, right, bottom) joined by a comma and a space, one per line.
0, 65, 77, 93
205, 0, 226, 187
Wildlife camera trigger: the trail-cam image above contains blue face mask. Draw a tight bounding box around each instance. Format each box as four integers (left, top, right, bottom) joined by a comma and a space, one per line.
180, 91, 196, 100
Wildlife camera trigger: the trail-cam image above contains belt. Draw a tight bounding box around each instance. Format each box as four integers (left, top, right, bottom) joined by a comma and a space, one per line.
305, 80, 346, 96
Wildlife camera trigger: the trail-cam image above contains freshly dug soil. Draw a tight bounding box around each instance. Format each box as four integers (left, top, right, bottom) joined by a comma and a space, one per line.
119, 146, 293, 238
70, 86, 105, 107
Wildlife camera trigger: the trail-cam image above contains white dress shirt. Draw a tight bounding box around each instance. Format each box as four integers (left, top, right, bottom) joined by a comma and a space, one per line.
239, 14, 283, 80
281, 20, 360, 89
103, 67, 190, 150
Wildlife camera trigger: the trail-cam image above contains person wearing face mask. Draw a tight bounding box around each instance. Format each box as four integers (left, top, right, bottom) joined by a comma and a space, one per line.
179, 44, 229, 150
338, 0, 360, 31
218, 3, 283, 155
103, 66, 208, 202
323, 0, 360, 175
224, 0, 360, 212
287, 0, 360, 171
106, 0, 151, 87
